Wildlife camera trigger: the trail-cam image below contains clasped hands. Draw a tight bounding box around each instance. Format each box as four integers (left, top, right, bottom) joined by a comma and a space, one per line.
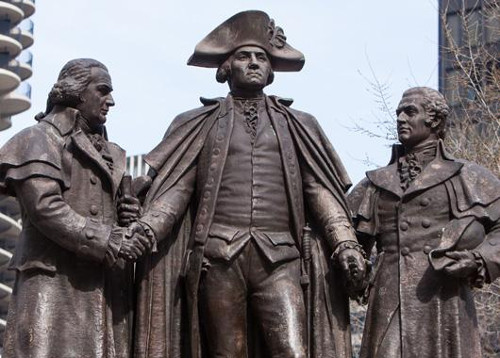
116, 192, 155, 262
119, 222, 155, 262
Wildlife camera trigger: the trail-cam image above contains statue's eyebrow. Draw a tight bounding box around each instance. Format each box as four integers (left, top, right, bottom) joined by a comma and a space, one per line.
396, 104, 417, 115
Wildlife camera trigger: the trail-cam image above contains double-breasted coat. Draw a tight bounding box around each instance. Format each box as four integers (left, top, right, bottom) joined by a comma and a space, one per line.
0, 107, 133, 358
134, 95, 358, 358
349, 142, 500, 358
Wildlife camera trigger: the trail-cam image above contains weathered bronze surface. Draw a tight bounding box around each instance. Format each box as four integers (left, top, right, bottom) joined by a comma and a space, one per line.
0, 59, 145, 357
349, 87, 500, 357
133, 10, 367, 358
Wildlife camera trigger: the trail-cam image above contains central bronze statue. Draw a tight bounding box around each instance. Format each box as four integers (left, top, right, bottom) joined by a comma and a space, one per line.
133, 10, 367, 358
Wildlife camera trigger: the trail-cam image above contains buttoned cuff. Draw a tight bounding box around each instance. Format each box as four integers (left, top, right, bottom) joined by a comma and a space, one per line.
105, 225, 125, 266
79, 218, 113, 262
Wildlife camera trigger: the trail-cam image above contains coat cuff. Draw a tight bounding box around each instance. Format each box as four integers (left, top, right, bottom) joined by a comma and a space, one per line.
325, 221, 358, 251
140, 210, 176, 242
79, 218, 113, 261
105, 225, 125, 266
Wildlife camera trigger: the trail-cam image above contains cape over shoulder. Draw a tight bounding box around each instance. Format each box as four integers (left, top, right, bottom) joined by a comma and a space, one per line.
0, 121, 66, 195
268, 95, 319, 127
164, 97, 223, 138
145, 98, 223, 174
0, 121, 64, 170
450, 160, 500, 214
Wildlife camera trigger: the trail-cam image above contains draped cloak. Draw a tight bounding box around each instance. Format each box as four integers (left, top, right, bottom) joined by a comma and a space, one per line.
134, 95, 356, 358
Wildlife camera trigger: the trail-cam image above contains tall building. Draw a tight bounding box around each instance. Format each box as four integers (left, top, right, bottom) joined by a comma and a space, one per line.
0, 0, 35, 349
127, 154, 149, 178
439, 2, 500, 356
438, 0, 500, 112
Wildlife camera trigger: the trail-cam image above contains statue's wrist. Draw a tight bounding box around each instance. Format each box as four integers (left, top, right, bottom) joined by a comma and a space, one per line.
331, 241, 366, 263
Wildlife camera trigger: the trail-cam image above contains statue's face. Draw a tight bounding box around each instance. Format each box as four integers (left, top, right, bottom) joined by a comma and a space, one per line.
396, 93, 436, 150
76, 67, 114, 128
229, 46, 272, 92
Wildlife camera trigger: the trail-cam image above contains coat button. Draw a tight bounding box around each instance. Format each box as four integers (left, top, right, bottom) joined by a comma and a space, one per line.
423, 245, 432, 254
90, 176, 98, 185
400, 222, 409, 231
90, 205, 99, 215
420, 198, 430, 206
213, 148, 220, 156
401, 247, 410, 256
85, 230, 95, 240
421, 219, 431, 228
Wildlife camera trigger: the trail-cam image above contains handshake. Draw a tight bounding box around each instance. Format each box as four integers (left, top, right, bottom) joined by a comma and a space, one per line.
119, 222, 155, 262
115, 177, 156, 262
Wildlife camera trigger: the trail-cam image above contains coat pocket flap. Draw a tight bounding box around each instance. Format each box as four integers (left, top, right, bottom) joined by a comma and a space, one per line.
264, 232, 295, 246
208, 223, 239, 243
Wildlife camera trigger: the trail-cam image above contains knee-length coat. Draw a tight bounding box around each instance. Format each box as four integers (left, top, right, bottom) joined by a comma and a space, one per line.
0, 107, 132, 358
349, 142, 500, 358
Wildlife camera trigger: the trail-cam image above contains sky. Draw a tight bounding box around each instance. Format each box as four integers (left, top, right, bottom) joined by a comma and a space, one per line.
0, 0, 439, 186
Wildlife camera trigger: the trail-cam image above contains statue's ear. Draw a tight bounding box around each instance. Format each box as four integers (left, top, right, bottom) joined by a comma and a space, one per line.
426, 115, 441, 130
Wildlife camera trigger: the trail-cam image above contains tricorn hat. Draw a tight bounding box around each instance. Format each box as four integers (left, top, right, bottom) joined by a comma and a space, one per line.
187, 10, 305, 72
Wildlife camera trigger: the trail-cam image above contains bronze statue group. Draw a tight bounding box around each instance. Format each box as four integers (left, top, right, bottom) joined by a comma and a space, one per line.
0, 10, 499, 358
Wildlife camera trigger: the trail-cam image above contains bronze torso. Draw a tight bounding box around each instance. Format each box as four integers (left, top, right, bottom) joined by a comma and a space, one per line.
349, 142, 500, 358
207, 98, 297, 264
0, 108, 132, 358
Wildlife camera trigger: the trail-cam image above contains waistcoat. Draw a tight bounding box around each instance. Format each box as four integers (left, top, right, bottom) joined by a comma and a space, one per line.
212, 98, 290, 232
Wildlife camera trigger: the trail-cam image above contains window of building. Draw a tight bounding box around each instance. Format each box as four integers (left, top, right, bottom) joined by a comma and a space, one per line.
485, 10, 500, 43
446, 13, 461, 46
465, 10, 481, 47
445, 70, 463, 106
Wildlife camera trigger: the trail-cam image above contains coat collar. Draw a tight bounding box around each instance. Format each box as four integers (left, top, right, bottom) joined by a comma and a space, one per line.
367, 140, 463, 198
40, 106, 125, 196
40, 107, 80, 136
71, 131, 125, 197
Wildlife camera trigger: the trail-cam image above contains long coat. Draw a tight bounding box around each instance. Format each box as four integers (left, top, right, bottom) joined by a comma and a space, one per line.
134, 95, 357, 358
0, 107, 132, 358
349, 142, 500, 358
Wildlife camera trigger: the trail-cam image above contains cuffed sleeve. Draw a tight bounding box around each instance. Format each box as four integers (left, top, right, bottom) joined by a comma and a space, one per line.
140, 165, 197, 242
104, 225, 125, 266
302, 162, 358, 251
14, 177, 114, 262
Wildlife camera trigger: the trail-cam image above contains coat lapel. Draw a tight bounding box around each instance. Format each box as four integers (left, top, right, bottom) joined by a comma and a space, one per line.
367, 141, 464, 199
107, 142, 126, 197
366, 163, 404, 198
267, 100, 304, 243
403, 158, 463, 197
71, 130, 122, 197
